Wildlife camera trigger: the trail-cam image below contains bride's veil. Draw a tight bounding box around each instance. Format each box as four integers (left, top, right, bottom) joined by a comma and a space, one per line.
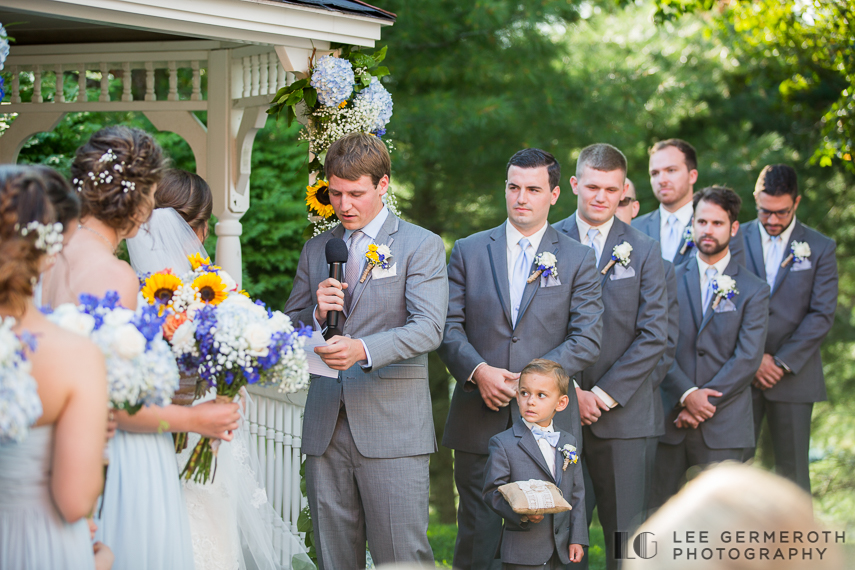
127, 207, 207, 275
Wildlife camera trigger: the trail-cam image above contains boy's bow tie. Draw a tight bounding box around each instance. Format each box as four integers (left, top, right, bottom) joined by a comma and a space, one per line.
531, 426, 559, 447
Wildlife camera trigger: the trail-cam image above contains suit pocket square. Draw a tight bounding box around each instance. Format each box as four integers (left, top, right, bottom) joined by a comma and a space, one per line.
609, 264, 636, 280
792, 259, 812, 272
540, 273, 562, 287
371, 263, 397, 279
714, 298, 737, 313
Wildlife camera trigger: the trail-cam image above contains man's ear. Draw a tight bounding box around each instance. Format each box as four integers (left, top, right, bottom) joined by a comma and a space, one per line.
731, 220, 740, 237
555, 394, 570, 413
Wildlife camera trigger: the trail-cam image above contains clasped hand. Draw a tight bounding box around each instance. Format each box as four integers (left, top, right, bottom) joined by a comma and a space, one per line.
473, 365, 519, 411
753, 353, 784, 390
577, 388, 610, 425
675, 388, 722, 429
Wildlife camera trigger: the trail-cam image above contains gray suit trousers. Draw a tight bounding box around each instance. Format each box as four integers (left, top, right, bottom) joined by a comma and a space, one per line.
305, 409, 434, 570
504, 553, 568, 570
749, 390, 813, 492
453, 450, 503, 570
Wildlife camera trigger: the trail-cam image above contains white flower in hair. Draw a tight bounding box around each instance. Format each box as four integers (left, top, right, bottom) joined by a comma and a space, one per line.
99, 149, 119, 163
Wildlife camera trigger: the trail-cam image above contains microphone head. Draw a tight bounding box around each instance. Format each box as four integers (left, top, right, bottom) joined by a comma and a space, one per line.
325, 238, 349, 264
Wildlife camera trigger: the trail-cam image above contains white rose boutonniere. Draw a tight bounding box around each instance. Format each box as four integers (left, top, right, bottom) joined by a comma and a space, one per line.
679, 225, 695, 255
781, 241, 811, 268
601, 241, 633, 275
711, 274, 739, 310
527, 252, 558, 284
560, 444, 578, 471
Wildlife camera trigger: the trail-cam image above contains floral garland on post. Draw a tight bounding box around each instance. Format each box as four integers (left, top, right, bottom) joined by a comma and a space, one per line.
268, 45, 400, 238
0, 23, 14, 100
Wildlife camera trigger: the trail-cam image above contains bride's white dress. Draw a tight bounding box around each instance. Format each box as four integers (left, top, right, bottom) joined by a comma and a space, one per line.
129, 208, 315, 570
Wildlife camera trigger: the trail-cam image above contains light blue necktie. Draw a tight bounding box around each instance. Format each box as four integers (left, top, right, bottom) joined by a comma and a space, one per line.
344, 229, 368, 314
765, 235, 782, 288
531, 426, 560, 447
510, 237, 531, 324
587, 228, 601, 265
702, 267, 717, 315
663, 214, 680, 261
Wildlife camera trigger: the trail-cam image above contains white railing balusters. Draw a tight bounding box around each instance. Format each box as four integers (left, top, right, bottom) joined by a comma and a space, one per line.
191, 61, 202, 101
77, 64, 86, 102
242, 56, 252, 98
122, 62, 132, 102
144, 61, 155, 101
33, 65, 43, 103
168, 61, 178, 101
268, 53, 278, 95
99, 62, 110, 102
251, 54, 260, 97
54, 65, 64, 103
265, 398, 276, 504
259, 53, 269, 96
11, 66, 20, 103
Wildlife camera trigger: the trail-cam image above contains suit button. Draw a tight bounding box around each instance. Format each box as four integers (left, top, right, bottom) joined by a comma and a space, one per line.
555, 527, 560, 535
337, 377, 342, 383
512, 337, 520, 343
697, 349, 706, 357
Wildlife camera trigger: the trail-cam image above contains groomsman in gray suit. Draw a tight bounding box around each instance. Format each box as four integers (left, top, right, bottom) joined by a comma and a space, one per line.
742, 164, 838, 492
284, 133, 448, 569
651, 186, 769, 509
554, 144, 668, 570
633, 138, 746, 266
615, 180, 680, 517
438, 148, 604, 570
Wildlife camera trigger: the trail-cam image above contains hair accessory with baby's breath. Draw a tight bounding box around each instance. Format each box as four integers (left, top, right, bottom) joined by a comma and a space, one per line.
15, 221, 64, 255
73, 148, 135, 193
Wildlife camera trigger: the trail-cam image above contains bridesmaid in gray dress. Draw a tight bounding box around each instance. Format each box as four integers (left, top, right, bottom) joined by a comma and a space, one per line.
0, 166, 109, 569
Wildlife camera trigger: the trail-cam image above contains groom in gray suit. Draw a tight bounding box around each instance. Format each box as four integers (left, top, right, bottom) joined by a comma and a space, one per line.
284, 133, 448, 569
554, 144, 668, 570
651, 186, 769, 509
742, 164, 838, 492
633, 138, 745, 266
438, 148, 603, 570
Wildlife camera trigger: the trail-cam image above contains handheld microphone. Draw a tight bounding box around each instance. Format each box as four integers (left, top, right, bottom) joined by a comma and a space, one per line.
324, 238, 349, 337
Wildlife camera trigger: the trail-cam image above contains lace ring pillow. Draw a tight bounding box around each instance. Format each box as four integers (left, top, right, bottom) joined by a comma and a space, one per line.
498, 479, 572, 515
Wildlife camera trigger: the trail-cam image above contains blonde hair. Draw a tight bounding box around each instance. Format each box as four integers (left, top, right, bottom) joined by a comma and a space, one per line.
520, 359, 570, 396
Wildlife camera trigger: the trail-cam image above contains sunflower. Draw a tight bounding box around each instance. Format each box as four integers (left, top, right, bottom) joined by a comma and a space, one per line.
191, 273, 228, 305
306, 179, 335, 219
188, 252, 212, 271
141, 272, 183, 307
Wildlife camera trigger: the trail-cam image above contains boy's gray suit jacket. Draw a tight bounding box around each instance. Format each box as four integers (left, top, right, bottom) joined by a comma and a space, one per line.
483, 417, 588, 566
284, 212, 449, 458
742, 219, 838, 403
553, 215, 669, 439
438, 223, 603, 455
661, 256, 770, 449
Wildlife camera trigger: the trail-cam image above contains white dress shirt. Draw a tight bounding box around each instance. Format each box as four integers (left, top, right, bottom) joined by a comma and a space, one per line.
680, 250, 732, 405
521, 417, 556, 476
758, 217, 797, 262
313, 206, 390, 368
659, 201, 694, 260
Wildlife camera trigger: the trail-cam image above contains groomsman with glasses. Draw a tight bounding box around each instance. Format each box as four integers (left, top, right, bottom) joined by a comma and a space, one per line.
633, 139, 746, 266
651, 186, 769, 509
439, 148, 603, 570
741, 164, 838, 492
554, 144, 668, 570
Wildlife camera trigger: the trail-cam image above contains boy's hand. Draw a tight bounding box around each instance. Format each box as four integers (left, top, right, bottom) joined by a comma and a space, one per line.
569, 544, 584, 563
521, 514, 544, 523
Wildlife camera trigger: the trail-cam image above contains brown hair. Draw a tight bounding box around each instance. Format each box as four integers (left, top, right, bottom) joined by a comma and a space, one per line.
649, 138, 698, 172
507, 148, 561, 191
72, 125, 166, 233
520, 359, 570, 396
754, 164, 799, 199
693, 185, 742, 224
576, 143, 627, 178
32, 165, 79, 231
324, 133, 391, 186
0, 165, 56, 315
154, 169, 213, 233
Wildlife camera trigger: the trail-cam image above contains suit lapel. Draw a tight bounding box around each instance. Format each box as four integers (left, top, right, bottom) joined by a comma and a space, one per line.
771, 222, 804, 296
683, 257, 703, 330
672, 215, 693, 265
698, 258, 740, 335
598, 219, 625, 285
645, 209, 661, 241
744, 222, 766, 280
515, 225, 559, 329
515, 421, 556, 483
487, 224, 513, 328
347, 213, 398, 316
557, 215, 581, 242
553, 430, 575, 488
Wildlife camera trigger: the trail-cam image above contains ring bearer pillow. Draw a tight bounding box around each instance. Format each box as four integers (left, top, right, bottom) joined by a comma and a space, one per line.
499, 479, 572, 515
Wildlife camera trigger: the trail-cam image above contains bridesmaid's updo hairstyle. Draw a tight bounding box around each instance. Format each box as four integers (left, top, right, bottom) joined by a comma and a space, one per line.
154, 169, 213, 234
33, 165, 80, 230
72, 125, 166, 234
0, 166, 57, 314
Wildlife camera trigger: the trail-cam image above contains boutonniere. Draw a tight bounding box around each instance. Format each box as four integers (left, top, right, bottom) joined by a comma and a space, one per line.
679, 226, 695, 255
601, 241, 632, 275
527, 252, 558, 284
360, 243, 393, 282
781, 241, 811, 268
560, 444, 578, 471
711, 274, 739, 310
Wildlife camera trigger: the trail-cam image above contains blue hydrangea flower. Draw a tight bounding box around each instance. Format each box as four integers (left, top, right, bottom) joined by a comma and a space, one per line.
310, 55, 355, 108
0, 24, 9, 72
355, 77, 394, 134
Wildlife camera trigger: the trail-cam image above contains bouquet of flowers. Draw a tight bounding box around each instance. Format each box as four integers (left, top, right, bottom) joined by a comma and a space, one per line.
140, 255, 312, 483
45, 292, 179, 414
0, 317, 42, 444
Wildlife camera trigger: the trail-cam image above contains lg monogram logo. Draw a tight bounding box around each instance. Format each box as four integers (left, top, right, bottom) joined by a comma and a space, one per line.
614, 531, 658, 560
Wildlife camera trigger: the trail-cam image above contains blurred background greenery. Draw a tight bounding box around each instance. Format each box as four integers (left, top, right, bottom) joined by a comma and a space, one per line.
6, 0, 854, 564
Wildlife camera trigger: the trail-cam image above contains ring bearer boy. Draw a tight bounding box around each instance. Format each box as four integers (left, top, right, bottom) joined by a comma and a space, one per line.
483, 359, 587, 569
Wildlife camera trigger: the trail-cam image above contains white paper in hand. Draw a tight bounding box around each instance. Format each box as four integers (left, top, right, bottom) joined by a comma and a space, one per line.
303, 330, 339, 379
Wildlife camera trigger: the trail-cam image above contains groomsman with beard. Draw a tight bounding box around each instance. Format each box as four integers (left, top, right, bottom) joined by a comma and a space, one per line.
742, 165, 838, 492
439, 148, 604, 570
615, 179, 680, 518
553, 144, 668, 570
633, 139, 745, 266
651, 186, 769, 509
